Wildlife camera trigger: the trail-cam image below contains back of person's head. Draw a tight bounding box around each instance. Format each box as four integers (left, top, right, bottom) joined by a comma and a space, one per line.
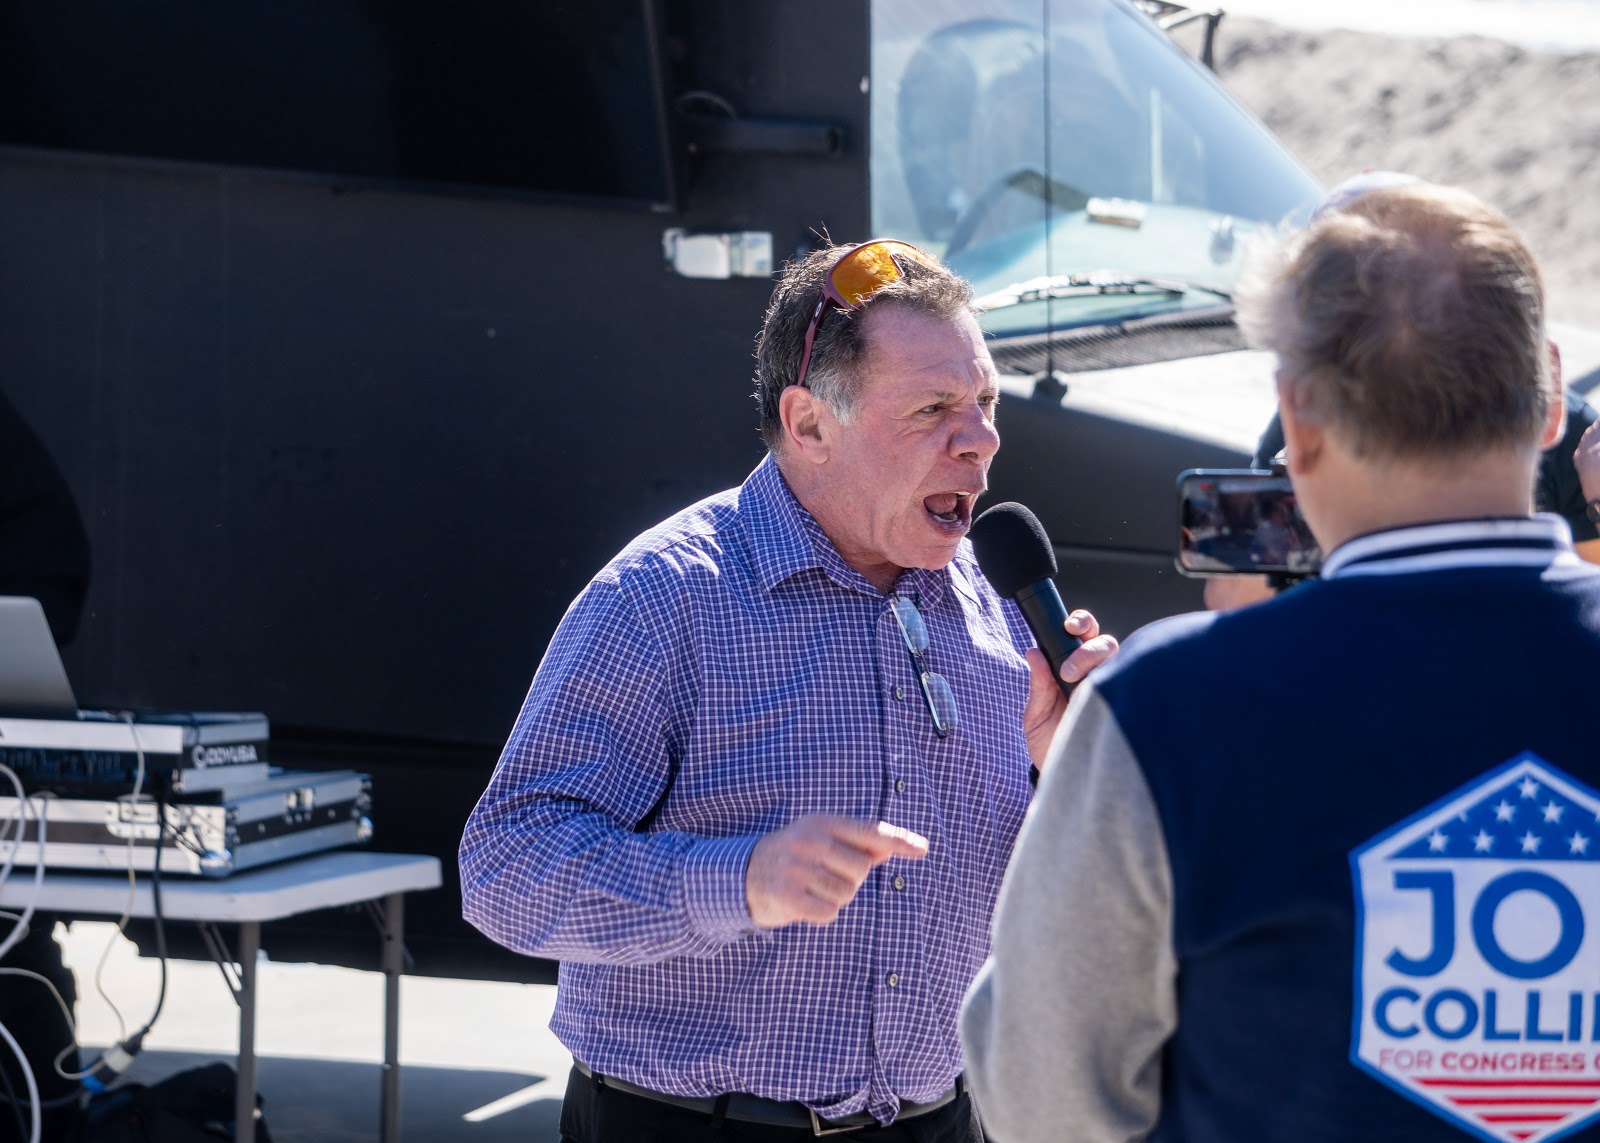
1310, 169, 1426, 223
753, 242, 975, 452
1236, 183, 1553, 462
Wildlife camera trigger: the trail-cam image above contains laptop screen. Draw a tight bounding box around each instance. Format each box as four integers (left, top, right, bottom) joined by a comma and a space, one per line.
0, 596, 80, 719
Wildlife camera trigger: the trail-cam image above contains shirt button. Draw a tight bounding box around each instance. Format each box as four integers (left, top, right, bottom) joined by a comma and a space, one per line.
887, 972, 901, 987
895, 779, 906, 794
892, 875, 906, 891
893, 685, 905, 701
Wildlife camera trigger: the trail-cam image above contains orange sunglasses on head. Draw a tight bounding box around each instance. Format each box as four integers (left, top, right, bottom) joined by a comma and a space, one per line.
795, 239, 940, 389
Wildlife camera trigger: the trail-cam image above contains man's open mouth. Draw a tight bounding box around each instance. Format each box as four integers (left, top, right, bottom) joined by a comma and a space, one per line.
923, 491, 977, 529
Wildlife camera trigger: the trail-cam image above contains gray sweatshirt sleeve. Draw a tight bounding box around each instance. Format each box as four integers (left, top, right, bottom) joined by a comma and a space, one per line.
960, 680, 1178, 1143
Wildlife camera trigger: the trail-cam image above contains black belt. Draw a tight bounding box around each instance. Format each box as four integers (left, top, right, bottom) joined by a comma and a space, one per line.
573, 1059, 966, 1136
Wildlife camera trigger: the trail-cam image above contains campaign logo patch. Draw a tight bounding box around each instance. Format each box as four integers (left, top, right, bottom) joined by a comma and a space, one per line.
1352, 754, 1600, 1143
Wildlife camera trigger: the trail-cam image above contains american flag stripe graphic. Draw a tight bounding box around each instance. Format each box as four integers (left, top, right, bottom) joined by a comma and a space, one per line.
1413, 1078, 1600, 1140
1356, 756, 1600, 1143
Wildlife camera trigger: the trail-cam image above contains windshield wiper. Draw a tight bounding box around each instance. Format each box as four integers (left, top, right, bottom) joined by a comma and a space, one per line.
974, 270, 1232, 312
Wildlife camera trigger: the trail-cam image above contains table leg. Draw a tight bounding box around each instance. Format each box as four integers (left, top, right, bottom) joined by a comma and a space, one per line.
235, 920, 259, 1143
380, 891, 404, 1143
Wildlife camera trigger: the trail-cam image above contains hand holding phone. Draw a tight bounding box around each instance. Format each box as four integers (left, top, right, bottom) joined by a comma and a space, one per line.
1175, 469, 1322, 577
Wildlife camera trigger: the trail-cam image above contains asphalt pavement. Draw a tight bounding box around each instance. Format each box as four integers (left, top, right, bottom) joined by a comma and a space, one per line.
56, 920, 571, 1142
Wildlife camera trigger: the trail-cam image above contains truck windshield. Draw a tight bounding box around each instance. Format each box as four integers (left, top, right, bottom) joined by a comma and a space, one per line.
870, 0, 1322, 337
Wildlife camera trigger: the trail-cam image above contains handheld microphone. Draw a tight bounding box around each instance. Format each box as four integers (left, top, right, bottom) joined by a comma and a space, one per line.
969, 502, 1081, 697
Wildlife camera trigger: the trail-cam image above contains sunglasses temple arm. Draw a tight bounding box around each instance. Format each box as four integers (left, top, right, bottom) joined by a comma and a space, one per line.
795, 298, 825, 389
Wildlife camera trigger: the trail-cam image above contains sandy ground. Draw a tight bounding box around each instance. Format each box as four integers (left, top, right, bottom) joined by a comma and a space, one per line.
1209, 16, 1600, 328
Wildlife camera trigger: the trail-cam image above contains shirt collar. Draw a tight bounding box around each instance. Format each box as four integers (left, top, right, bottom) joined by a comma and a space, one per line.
1321, 513, 1581, 579
735, 453, 950, 604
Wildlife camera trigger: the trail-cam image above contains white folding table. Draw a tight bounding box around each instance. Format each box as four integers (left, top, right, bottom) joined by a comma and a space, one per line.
0, 850, 442, 1143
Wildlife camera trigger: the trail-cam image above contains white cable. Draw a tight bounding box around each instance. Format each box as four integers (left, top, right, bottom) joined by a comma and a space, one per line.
0, 764, 27, 898
0, 810, 46, 961
0, 769, 46, 962
59, 716, 147, 1080
0, 770, 48, 1142
0, 1014, 41, 1143
0, 968, 77, 1043
0, 771, 20, 875
0, 965, 86, 1087
0, 719, 160, 1092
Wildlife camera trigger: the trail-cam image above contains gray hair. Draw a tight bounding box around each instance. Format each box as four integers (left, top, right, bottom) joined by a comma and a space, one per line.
753, 242, 977, 452
1234, 184, 1552, 460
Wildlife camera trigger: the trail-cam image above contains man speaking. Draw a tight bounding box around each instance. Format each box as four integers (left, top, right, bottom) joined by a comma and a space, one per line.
461, 239, 1114, 1143
961, 184, 1600, 1142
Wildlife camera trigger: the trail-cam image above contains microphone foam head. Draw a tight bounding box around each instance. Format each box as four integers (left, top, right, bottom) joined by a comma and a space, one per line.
968, 502, 1057, 599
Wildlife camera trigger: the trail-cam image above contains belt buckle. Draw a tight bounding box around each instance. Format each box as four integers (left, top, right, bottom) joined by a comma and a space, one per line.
808, 1107, 860, 1137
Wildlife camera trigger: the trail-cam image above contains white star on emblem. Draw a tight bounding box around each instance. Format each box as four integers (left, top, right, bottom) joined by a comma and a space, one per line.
1521, 831, 1543, 854
1495, 800, 1516, 822
1427, 829, 1449, 852
1571, 833, 1590, 856
1520, 776, 1540, 799
1544, 801, 1565, 824
1474, 830, 1494, 852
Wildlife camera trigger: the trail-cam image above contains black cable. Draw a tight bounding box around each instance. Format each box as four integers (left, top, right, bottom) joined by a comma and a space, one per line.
140, 776, 169, 1032
116, 708, 167, 1033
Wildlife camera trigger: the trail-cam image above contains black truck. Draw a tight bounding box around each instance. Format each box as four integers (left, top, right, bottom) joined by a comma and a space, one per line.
0, 0, 1329, 981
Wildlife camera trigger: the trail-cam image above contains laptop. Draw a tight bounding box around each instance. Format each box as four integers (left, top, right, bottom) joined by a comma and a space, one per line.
0, 595, 80, 719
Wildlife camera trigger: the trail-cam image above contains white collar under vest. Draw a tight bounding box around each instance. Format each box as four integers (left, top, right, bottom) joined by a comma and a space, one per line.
1321, 514, 1583, 579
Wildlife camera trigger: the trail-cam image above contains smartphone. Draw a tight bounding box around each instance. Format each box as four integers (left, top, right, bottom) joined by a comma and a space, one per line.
1176, 469, 1322, 576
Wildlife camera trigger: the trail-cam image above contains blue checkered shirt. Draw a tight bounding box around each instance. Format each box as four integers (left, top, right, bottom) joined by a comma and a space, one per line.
460, 454, 1036, 1124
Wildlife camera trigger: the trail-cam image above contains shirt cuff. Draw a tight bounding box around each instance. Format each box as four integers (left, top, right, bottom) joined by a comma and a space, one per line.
682, 834, 759, 943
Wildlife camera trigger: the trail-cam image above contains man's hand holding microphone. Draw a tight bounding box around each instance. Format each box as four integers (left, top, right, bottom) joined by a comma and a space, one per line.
971, 502, 1119, 771
745, 501, 1117, 930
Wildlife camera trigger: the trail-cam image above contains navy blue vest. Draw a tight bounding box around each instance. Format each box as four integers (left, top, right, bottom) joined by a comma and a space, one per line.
1095, 527, 1600, 1142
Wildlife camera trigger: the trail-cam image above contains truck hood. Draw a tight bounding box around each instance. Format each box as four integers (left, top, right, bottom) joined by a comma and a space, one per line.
996, 347, 1279, 454
1000, 318, 1600, 458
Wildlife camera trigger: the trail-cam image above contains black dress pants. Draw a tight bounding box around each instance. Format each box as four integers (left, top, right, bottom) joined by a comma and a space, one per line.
558, 1066, 987, 1143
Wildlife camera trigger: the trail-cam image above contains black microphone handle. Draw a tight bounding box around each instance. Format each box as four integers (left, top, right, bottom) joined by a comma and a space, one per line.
1013, 578, 1083, 698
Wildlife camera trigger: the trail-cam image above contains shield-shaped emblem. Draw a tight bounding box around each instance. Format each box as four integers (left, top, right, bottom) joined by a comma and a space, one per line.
1352, 753, 1600, 1142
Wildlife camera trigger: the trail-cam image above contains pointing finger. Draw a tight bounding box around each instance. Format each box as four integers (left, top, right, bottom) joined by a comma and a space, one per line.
828, 819, 930, 864
874, 821, 930, 858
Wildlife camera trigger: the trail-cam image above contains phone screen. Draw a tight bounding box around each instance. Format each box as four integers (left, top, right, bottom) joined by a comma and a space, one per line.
1176, 469, 1322, 576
